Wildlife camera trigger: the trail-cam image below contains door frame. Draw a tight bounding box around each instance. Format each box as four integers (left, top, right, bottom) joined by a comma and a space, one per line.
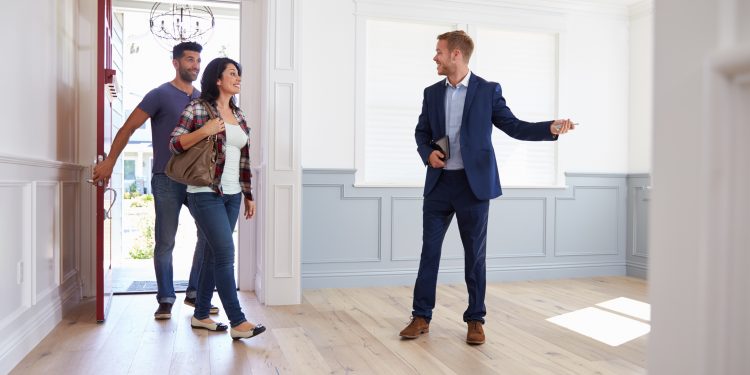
85, 0, 303, 309
95, 0, 115, 322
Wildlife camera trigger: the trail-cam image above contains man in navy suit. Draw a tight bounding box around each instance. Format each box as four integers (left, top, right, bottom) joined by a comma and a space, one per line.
399, 30, 575, 345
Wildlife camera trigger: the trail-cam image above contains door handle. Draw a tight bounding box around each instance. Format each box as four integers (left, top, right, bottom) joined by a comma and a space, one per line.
104, 187, 117, 220
86, 154, 109, 187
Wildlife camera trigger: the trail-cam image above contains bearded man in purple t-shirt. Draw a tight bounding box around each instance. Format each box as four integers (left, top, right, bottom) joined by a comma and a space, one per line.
92, 42, 219, 319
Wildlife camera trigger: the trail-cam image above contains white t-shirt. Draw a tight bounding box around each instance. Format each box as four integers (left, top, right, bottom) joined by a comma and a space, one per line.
187, 122, 248, 194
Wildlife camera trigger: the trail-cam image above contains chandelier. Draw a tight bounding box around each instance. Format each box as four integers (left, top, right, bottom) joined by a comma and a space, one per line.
149, 2, 215, 50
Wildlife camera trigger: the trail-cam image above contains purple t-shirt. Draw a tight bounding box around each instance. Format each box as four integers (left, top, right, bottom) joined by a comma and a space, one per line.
138, 82, 200, 174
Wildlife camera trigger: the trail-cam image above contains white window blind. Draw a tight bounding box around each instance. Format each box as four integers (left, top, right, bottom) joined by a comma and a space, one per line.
363, 21, 558, 186
364, 20, 452, 184
473, 28, 558, 186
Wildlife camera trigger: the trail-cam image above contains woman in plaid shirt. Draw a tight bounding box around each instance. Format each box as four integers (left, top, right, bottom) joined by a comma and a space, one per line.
170, 57, 265, 340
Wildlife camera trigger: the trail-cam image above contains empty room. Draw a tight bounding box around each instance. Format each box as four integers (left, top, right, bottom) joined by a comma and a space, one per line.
2, 0, 748, 374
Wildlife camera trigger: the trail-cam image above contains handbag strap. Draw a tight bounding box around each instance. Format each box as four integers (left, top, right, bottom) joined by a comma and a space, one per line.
198, 99, 219, 142
199, 99, 218, 120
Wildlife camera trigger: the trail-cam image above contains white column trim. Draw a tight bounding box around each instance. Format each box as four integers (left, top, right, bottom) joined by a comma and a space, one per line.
250, 0, 302, 305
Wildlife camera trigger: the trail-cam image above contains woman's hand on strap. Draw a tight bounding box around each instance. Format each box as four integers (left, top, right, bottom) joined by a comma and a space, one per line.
200, 118, 225, 137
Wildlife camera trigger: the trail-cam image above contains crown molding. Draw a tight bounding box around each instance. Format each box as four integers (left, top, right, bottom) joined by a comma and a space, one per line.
354, 0, 635, 19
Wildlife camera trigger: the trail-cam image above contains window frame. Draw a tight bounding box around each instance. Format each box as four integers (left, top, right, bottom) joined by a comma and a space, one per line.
123, 158, 137, 181
353, 1, 567, 187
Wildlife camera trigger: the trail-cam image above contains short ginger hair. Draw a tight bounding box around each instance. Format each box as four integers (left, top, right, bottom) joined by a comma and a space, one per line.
437, 30, 474, 62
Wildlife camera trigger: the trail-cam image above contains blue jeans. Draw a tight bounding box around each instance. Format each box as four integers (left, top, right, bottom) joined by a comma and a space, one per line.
151, 173, 208, 303
412, 170, 488, 323
187, 192, 246, 327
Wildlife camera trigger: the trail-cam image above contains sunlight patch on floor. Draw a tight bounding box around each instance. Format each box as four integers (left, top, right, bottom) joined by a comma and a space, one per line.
596, 297, 651, 321
546, 305, 651, 346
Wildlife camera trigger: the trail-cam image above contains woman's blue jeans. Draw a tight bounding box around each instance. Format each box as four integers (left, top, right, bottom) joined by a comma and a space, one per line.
187, 192, 246, 327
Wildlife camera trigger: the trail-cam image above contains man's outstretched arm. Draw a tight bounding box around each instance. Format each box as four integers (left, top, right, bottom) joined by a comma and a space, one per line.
91, 107, 150, 185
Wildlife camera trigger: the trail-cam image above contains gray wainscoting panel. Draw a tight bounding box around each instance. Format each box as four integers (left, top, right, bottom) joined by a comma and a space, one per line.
302, 170, 636, 288
555, 187, 620, 256
302, 184, 381, 263
487, 198, 546, 257
390, 197, 423, 261
633, 188, 650, 257
627, 174, 651, 278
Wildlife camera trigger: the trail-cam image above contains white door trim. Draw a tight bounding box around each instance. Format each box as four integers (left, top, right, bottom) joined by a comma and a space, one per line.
239, 0, 302, 305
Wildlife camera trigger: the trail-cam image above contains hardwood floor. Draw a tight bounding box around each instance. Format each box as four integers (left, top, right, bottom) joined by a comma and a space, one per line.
10, 277, 647, 374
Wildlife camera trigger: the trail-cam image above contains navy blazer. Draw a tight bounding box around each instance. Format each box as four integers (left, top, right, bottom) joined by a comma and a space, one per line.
415, 73, 557, 200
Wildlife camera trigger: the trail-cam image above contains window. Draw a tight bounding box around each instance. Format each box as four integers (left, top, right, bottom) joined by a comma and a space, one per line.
363, 20, 453, 185
360, 20, 559, 186
124, 159, 136, 180
473, 28, 558, 186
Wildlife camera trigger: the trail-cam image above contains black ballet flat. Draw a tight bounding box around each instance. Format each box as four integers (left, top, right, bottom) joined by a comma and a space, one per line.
230, 324, 266, 340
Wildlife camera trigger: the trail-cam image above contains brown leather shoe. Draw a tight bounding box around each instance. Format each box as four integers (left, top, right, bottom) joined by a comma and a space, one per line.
466, 321, 485, 345
399, 316, 430, 339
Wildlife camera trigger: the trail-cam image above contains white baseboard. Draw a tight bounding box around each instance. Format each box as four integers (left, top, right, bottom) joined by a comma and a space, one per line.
0, 275, 81, 374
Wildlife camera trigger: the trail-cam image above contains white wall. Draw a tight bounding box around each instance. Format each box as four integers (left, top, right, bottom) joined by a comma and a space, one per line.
0, 0, 88, 373
301, 0, 645, 176
628, 1, 653, 173
558, 10, 629, 174
1, 1, 78, 163
300, 0, 356, 169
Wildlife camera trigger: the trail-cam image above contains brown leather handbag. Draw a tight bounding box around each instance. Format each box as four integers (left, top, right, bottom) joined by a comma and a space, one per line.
165, 100, 218, 186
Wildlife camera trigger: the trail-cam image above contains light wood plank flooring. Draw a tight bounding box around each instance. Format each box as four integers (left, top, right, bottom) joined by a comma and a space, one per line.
11, 277, 647, 374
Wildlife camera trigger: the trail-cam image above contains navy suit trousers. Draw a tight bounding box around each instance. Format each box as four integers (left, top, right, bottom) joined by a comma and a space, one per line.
412, 169, 488, 323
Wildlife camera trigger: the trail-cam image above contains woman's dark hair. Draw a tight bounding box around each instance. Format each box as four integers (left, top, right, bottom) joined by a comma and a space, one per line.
200, 57, 242, 110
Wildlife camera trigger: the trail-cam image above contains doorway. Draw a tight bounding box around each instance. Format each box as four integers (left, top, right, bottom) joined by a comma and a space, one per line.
109, 0, 241, 296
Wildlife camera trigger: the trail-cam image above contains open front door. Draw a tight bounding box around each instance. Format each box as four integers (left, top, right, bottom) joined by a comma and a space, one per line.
96, 0, 115, 322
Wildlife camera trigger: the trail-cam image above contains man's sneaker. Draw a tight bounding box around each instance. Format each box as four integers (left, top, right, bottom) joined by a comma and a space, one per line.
184, 296, 220, 315
154, 302, 173, 320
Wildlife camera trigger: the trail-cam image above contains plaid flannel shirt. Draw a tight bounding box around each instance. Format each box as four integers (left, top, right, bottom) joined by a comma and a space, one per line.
169, 99, 253, 200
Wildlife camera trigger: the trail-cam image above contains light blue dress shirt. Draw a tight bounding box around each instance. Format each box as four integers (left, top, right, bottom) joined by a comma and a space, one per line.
444, 71, 471, 170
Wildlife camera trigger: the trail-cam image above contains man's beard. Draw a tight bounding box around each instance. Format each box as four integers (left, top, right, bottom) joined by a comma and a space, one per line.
179, 68, 198, 82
